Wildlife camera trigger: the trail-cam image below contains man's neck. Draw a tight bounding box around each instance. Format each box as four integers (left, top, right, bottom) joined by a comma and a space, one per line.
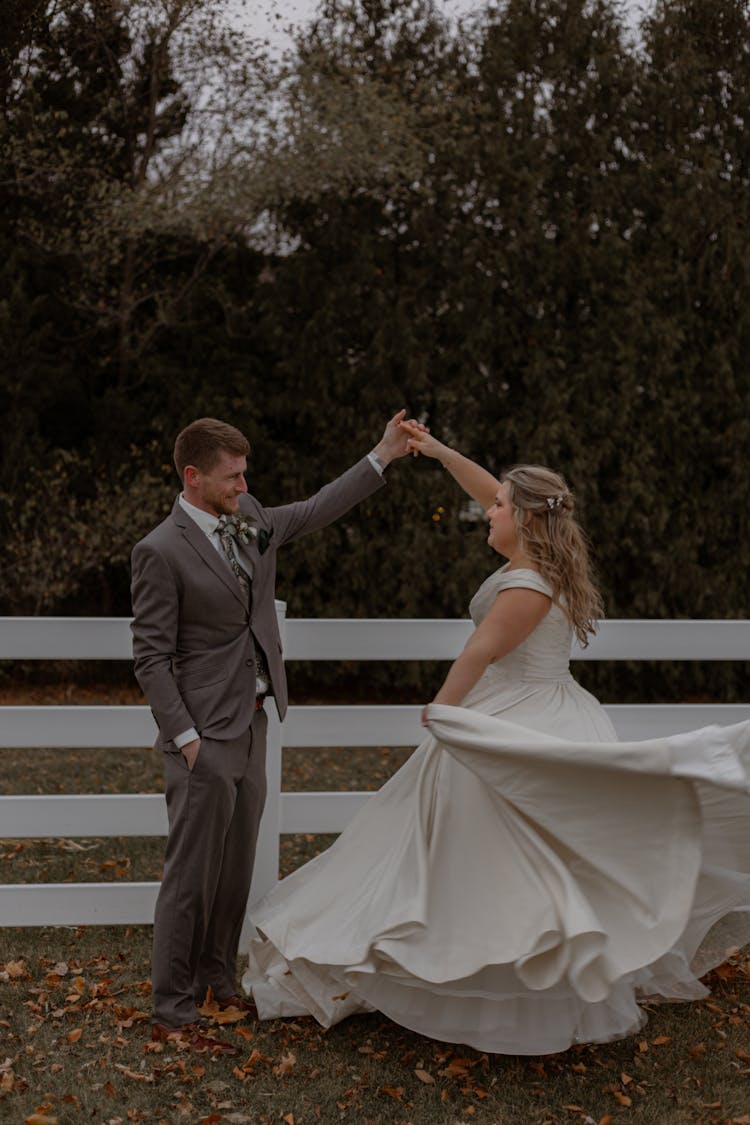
181, 491, 220, 518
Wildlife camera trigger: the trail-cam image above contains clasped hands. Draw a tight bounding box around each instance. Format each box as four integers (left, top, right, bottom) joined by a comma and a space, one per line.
373, 409, 431, 464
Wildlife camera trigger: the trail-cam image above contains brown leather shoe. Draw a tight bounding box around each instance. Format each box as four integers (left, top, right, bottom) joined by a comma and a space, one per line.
151, 1019, 238, 1055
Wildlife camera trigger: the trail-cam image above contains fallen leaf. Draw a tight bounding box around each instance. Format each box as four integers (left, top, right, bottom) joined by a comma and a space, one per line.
273, 1051, 296, 1077
651, 1035, 672, 1046
66, 1028, 83, 1043
687, 1042, 706, 1058
613, 1091, 632, 1107
379, 1086, 404, 1101
234, 1026, 254, 1041
5, 960, 27, 978
113, 1064, 153, 1082
211, 1006, 248, 1025
24, 1117, 58, 1125
282, 1115, 295, 1125
441, 1058, 473, 1078
736, 1048, 750, 1063
597, 1117, 612, 1125
414, 1068, 434, 1084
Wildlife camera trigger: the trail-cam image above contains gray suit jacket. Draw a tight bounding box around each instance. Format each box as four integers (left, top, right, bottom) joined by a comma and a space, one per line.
131, 456, 385, 747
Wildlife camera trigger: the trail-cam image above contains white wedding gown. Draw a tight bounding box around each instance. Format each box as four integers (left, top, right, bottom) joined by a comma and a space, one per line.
242, 567, 750, 1054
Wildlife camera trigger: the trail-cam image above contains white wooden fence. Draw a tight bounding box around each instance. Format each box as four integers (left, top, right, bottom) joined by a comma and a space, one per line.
1, 608, 749, 928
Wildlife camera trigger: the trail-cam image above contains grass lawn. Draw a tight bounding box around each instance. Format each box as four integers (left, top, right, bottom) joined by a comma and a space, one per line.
1, 687, 749, 1124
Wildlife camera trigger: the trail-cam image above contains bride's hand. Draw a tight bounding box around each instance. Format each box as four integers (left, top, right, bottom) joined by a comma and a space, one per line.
400, 421, 450, 462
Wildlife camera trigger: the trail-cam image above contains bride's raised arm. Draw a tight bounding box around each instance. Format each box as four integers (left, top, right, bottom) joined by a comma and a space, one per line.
400, 422, 501, 510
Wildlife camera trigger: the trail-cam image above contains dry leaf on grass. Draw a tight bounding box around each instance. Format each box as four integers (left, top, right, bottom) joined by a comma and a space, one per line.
414, 1068, 435, 1084
113, 1063, 153, 1082
273, 1051, 296, 1076
3, 960, 28, 979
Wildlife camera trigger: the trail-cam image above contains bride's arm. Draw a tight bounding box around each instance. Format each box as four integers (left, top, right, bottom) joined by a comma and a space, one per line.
425, 588, 551, 717
400, 422, 500, 510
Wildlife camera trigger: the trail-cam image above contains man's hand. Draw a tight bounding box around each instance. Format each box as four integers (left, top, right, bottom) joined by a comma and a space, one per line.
181, 738, 201, 771
373, 409, 429, 465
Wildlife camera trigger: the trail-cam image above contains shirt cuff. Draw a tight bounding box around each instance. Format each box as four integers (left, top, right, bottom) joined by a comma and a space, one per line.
174, 727, 199, 749
367, 451, 385, 475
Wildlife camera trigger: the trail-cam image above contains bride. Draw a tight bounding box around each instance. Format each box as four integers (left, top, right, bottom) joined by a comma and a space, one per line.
242, 426, 750, 1054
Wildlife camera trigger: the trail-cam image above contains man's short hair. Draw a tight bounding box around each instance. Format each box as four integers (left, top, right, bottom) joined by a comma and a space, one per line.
173, 418, 250, 480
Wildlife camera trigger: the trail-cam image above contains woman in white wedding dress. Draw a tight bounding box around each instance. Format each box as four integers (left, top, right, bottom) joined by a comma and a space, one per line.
242, 428, 750, 1055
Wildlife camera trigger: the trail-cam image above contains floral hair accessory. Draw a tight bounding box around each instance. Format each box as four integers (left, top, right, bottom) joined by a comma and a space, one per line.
546, 493, 567, 511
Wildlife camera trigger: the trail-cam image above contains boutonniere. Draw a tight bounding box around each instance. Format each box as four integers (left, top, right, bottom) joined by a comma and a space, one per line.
225, 513, 258, 545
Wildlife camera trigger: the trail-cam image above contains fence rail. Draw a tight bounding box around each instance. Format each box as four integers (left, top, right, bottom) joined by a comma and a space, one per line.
1, 612, 749, 927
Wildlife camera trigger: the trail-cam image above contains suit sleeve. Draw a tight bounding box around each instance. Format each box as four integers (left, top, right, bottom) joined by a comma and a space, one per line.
260, 455, 386, 548
130, 541, 195, 744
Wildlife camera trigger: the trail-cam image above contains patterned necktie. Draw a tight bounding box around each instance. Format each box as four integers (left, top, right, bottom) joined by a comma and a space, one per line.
217, 518, 250, 602
216, 517, 271, 695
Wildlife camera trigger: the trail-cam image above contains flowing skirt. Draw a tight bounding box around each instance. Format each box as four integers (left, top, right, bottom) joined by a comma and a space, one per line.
242, 681, 750, 1054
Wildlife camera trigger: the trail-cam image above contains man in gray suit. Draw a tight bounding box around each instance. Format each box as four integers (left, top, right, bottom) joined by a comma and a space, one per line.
131, 410, 417, 1053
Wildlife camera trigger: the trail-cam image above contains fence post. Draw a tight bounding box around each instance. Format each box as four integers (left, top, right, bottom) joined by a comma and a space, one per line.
242, 600, 286, 941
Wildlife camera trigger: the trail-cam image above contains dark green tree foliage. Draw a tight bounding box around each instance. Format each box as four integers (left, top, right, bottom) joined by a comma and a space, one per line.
1, 0, 748, 702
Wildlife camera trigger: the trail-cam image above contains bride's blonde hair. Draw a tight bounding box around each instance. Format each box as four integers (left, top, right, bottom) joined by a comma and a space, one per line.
501, 465, 604, 646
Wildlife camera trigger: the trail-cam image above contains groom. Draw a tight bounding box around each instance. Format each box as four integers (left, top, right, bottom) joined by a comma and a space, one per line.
131, 411, 418, 1053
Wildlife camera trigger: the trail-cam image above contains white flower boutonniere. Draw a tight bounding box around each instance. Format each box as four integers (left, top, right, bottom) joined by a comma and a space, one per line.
225, 513, 258, 545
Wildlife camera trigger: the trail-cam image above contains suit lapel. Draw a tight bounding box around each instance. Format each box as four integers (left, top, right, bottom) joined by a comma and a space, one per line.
171, 499, 248, 608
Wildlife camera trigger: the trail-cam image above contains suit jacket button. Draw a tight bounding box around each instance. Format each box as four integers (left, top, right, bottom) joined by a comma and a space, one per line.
245, 659, 253, 667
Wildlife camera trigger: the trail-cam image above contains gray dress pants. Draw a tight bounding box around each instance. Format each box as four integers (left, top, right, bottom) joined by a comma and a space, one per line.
151, 706, 268, 1026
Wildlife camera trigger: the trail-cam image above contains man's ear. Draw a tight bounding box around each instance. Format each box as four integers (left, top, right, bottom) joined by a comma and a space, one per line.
184, 465, 200, 489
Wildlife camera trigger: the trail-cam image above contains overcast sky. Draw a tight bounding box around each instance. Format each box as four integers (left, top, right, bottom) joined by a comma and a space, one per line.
234, 0, 652, 54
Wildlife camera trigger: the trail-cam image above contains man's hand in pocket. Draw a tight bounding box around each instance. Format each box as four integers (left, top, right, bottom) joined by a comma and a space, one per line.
181, 738, 201, 771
